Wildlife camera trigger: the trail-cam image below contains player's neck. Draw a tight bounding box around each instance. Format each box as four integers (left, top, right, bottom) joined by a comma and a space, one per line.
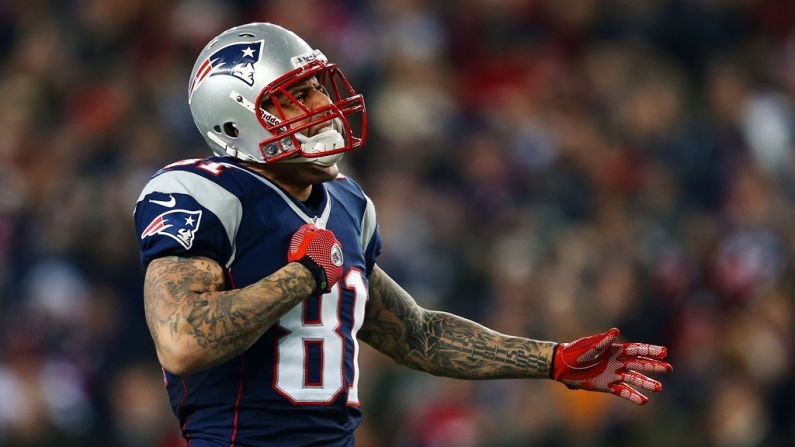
242, 162, 312, 201
276, 181, 312, 201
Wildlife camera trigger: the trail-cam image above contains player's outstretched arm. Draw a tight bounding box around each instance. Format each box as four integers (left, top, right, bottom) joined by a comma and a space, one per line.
359, 265, 672, 404
359, 265, 555, 379
144, 256, 315, 375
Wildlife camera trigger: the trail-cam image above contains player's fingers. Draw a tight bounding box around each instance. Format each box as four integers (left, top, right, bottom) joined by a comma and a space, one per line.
293, 229, 317, 256
609, 383, 649, 405
620, 371, 662, 392
622, 358, 673, 374
621, 343, 667, 359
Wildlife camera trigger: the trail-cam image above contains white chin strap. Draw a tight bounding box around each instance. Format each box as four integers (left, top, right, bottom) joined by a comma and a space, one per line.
281, 128, 346, 166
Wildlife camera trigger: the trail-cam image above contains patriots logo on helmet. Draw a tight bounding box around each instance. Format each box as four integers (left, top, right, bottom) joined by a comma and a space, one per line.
141, 209, 203, 250
189, 41, 263, 100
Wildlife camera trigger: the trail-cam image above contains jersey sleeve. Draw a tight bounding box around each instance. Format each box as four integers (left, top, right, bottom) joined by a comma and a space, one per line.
360, 194, 381, 276
134, 169, 242, 268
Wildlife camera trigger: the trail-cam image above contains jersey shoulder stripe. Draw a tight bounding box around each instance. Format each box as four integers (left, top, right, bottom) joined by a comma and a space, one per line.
137, 170, 242, 266
360, 194, 377, 251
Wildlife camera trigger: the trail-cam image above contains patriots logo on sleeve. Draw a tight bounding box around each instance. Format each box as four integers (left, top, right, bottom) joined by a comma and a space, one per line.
141, 209, 203, 250
190, 40, 263, 99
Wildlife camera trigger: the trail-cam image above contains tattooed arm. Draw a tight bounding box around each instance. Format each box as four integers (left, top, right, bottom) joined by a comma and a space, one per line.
144, 256, 315, 375
359, 265, 555, 379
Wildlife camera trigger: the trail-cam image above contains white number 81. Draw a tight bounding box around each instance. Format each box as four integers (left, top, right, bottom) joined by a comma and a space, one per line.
274, 269, 367, 405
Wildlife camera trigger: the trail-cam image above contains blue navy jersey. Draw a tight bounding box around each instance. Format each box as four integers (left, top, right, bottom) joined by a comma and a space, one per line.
134, 156, 381, 447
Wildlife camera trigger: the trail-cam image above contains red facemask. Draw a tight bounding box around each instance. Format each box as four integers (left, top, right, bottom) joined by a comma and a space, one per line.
254, 60, 367, 163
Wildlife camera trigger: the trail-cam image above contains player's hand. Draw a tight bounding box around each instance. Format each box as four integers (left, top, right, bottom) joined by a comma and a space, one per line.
551, 328, 672, 405
287, 223, 343, 294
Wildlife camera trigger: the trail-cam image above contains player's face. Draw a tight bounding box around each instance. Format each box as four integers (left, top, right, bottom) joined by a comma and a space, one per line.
265, 76, 334, 139
261, 76, 339, 183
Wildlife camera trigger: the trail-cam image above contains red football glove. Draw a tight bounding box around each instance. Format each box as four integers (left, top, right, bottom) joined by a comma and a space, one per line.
287, 223, 343, 294
552, 328, 672, 405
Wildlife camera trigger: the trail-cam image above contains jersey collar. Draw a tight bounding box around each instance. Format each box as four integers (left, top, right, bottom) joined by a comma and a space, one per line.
220, 161, 332, 227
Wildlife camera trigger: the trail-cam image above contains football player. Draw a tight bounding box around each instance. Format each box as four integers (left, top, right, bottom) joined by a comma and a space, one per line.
134, 23, 672, 446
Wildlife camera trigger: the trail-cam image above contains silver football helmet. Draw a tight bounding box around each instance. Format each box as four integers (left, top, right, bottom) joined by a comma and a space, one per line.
188, 23, 366, 165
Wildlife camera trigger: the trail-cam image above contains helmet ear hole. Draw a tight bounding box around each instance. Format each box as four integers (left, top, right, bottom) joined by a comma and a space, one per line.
213, 125, 222, 133
223, 122, 239, 138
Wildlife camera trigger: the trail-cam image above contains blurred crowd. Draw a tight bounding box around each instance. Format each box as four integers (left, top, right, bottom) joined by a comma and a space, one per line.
1, 0, 794, 446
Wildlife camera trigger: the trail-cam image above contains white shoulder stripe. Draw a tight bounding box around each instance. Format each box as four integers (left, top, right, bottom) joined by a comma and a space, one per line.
360, 194, 377, 251
137, 171, 242, 267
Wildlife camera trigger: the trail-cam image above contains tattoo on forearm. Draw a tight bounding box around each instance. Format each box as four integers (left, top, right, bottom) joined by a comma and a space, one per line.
398, 313, 553, 379
359, 266, 553, 379
144, 256, 314, 371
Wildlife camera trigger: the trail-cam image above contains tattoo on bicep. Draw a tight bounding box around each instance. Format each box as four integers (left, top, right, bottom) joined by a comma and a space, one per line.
361, 267, 550, 379
359, 267, 423, 360
144, 257, 226, 343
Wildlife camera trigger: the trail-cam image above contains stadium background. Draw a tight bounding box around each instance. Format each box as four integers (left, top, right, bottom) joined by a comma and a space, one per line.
1, 0, 794, 445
